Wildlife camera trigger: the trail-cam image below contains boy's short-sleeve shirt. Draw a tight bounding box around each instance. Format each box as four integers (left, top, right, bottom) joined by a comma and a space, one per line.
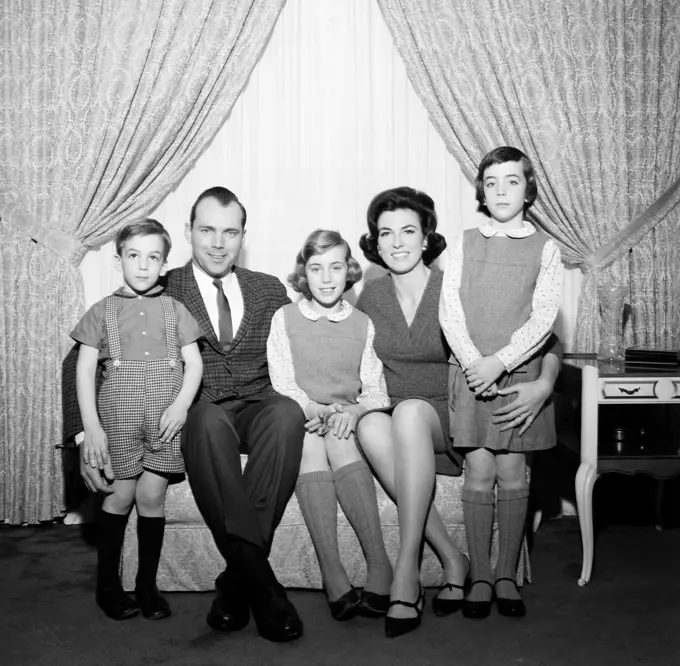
70, 286, 202, 361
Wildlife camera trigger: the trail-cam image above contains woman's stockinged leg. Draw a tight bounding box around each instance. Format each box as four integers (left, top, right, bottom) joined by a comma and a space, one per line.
359, 401, 453, 619
358, 409, 468, 606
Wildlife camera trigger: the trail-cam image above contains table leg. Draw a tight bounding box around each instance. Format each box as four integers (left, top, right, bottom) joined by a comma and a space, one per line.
575, 461, 597, 586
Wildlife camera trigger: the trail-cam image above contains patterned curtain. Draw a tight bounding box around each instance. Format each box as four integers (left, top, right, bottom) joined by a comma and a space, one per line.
0, 0, 285, 524
377, 0, 680, 351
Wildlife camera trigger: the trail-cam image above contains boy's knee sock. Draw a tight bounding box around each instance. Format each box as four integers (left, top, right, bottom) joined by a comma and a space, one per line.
494, 486, 529, 585
96, 509, 130, 589
462, 487, 495, 601
135, 516, 166, 590
296, 471, 351, 602
333, 460, 392, 596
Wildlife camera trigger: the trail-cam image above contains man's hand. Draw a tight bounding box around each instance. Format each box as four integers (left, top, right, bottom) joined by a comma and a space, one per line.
465, 356, 505, 395
159, 402, 188, 443
492, 377, 552, 435
83, 426, 109, 471
79, 450, 115, 493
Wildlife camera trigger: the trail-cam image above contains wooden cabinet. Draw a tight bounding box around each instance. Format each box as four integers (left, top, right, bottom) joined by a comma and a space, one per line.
554, 357, 680, 585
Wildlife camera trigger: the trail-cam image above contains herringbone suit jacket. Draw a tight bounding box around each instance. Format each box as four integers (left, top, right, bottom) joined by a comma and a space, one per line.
164, 262, 290, 404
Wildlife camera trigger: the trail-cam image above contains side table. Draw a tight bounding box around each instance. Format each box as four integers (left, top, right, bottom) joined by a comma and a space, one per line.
554, 356, 680, 586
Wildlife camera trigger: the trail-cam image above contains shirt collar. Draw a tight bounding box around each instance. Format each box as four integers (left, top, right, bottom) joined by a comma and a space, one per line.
298, 298, 353, 322
192, 262, 235, 288
479, 220, 536, 239
113, 284, 164, 299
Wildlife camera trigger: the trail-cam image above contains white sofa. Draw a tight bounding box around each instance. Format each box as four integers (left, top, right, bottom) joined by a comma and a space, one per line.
121, 456, 530, 591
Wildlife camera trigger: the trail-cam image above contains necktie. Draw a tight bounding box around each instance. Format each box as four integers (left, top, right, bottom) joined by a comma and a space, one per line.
213, 278, 233, 349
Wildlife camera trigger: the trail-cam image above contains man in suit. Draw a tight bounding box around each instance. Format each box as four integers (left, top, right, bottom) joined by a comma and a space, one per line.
170, 187, 305, 642
80, 187, 305, 643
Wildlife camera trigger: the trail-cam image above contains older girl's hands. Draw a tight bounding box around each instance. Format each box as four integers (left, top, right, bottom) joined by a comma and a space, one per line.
465, 355, 505, 395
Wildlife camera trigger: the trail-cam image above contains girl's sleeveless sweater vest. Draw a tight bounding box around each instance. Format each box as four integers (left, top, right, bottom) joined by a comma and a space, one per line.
282, 302, 369, 405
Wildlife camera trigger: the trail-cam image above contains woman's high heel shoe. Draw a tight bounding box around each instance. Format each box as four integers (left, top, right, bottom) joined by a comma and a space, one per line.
384, 586, 425, 638
328, 588, 361, 621
432, 580, 467, 616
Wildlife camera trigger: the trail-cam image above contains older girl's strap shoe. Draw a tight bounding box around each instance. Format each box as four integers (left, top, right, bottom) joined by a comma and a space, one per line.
462, 580, 493, 619
494, 577, 526, 617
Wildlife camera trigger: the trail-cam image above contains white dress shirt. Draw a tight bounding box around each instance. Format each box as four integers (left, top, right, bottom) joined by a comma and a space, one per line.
192, 263, 245, 339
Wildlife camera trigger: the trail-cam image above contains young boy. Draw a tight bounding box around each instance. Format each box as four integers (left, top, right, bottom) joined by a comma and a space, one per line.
72, 219, 203, 621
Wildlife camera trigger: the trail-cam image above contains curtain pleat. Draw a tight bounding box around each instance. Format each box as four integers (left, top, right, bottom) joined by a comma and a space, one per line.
0, 0, 285, 524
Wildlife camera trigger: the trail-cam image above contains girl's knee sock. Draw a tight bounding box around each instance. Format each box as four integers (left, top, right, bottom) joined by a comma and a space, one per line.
494, 486, 529, 596
296, 471, 352, 602
462, 487, 495, 602
96, 509, 130, 589
333, 460, 392, 596
135, 515, 166, 591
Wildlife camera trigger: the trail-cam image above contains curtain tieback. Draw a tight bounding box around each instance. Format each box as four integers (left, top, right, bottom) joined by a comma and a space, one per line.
583, 171, 680, 275
0, 193, 87, 266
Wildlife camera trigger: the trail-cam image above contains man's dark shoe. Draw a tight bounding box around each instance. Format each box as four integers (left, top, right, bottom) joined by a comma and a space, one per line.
206, 571, 250, 631
250, 585, 303, 643
96, 584, 140, 621
136, 584, 171, 620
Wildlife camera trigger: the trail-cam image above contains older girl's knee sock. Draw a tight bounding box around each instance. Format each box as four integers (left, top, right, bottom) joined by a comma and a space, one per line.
296, 471, 352, 602
333, 460, 392, 596
96, 509, 130, 589
494, 486, 529, 600
135, 516, 165, 591
462, 487, 495, 602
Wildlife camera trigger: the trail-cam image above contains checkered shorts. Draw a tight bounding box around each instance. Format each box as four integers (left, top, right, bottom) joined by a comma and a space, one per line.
98, 295, 185, 479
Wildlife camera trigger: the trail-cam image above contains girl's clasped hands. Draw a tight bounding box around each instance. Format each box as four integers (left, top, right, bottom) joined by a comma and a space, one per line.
305, 403, 362, 439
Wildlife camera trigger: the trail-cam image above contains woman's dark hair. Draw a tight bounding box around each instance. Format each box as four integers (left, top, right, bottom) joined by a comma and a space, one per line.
359, 186, 446, 268
288, 229, 363, 298
115, 218, 172, 261
475, 146, 538, 218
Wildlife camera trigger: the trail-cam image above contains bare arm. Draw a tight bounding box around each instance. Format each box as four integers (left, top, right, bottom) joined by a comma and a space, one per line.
75, 344, 114, 492
158, 342, 203, 443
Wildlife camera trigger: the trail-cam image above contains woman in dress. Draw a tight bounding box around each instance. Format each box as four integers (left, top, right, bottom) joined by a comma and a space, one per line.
355, 186, 561, 638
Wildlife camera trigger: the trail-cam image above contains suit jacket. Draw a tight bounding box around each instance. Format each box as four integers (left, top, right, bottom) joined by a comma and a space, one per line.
164, 262, 290, 404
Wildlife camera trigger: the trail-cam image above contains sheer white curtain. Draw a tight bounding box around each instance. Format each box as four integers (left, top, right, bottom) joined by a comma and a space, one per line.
80, 0, 578, 345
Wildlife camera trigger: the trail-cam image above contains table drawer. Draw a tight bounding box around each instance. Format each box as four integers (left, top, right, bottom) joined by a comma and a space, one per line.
600, 377, 680, 402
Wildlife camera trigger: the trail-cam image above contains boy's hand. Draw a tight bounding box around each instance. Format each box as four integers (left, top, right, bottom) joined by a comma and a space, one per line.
83, 426, 109, 470
159, 403, 188, 443
481, 382, 498, 399
327, 405, 360, 439
465, 356, 505, 395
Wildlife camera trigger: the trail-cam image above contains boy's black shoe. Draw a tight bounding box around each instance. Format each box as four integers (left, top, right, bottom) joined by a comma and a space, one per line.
136, 584, 171, 620
96, 583, 140, 620
206, 569, 250, 631
250, 583, 303, 643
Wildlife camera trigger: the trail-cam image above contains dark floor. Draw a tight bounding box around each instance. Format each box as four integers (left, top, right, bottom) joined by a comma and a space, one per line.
1, 473, 679, 666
